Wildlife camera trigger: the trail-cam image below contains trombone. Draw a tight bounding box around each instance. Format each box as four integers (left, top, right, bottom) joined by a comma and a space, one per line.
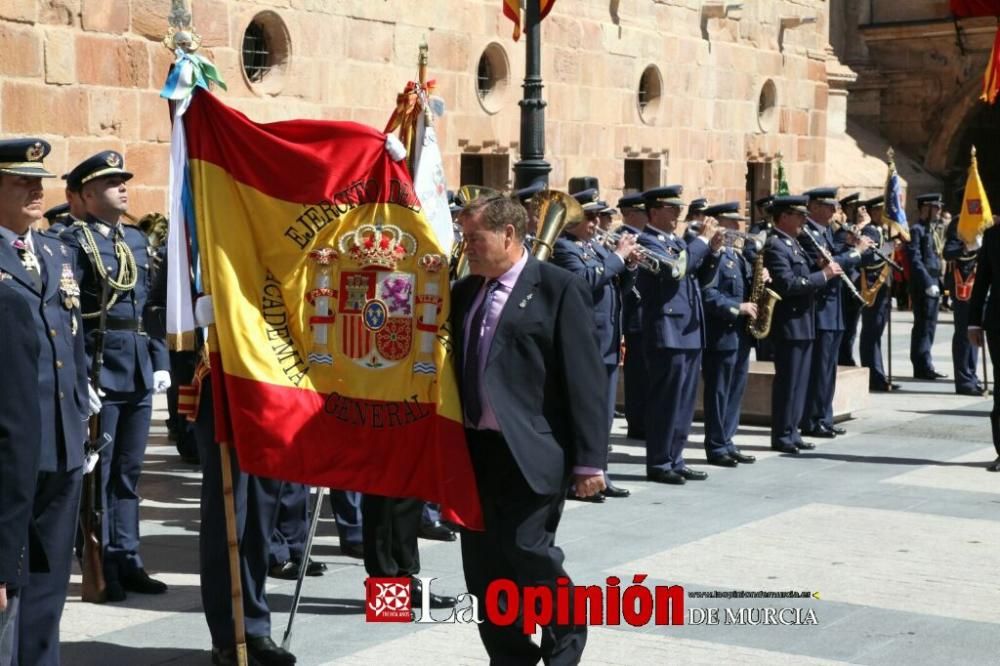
592, 228, 686, 278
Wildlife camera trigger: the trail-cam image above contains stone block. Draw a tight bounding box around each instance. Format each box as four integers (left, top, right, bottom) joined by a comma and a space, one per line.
130, 0, 169, 40
44, 28, 76, 84
80, 0, 129, 34
0, 0, 37, 23
125, 142, 171, 188
138, 91, 172, 143
66, 136, 125, 171
345, 18, 393, 63
191, 0, 229, 47
0, 23, 43, 77
126, 185, 168, 218
147, 40, 176, 89
39, 0, 79, 26
1, 81, 89, 135
88, 88, 139, 140
76, 35, 150, 88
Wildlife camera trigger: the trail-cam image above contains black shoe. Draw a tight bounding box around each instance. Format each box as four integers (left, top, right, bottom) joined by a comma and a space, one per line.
411, 578, 457, 608
801, 427, 836, 439
105, 579, 126, 602
419, 520, 457, 542
677, 467, 708, 481
797, 441, 816, 450
830, 425, 846, 435
304, 558, 327, 576
915, 369, 947, 380
603, 483, 631, 498
987, 457, 1000, 472
340, 541, 364, 559
770, 444, 800, 454
613, 409, 625, 418
626, 429, 646, 440
646, 469, 686, 484
870, 382, 901, 392
567, 489, 605, 503
957, 386, 988, 396
269, 560, 300, 580
121, 568, 167, 594
730, 450, 756, 464
707, 454, 738, 467
248, 635, 297, 666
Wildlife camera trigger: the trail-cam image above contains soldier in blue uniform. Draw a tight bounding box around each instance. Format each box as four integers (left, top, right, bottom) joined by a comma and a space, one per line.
513, 181, 544, 238
552, 187, 638, 500
763, 196, 843, 453
42, 203, 71, 235
907, 193, 948, 379
619, 194, 648, 440
943, 213, 985, 395
836, 193, 863, 366
797, 187, 869, 439
0, 138, 94, 665
682, 198, 709, 244
700, 202, 760, 467
61, 151, 171, 602
637, 185, 721, 484
857, 197, 900, 392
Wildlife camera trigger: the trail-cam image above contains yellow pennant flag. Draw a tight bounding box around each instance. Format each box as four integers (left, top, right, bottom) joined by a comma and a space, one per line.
958, 146, 993, 245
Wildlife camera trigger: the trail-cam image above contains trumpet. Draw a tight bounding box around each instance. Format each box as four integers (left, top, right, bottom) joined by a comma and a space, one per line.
592, 228, 686, 278
722, 229, 766, 252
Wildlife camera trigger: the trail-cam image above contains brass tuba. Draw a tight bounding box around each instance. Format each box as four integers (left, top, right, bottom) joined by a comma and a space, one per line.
451, 185, 502, 279
747, 249, 781, 339
530, 190, 585, 261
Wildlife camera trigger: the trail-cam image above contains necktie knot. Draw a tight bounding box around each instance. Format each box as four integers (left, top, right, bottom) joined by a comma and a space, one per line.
12, 237, 26, 251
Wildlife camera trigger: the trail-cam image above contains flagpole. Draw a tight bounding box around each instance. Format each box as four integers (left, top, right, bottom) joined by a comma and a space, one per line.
282, 486, 327, 650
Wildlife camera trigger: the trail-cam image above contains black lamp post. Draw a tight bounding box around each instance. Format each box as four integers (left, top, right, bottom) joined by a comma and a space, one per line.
512, 0, 551, 189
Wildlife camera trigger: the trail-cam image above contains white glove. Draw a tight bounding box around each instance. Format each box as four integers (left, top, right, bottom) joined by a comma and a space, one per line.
967, 235, 983, 252
194, 295, 215, 327
925, 285, 940, 298
87, 384, 103, 416
385, 134, 407, 162
153, 370, 171, 394
84, 451, 99, 475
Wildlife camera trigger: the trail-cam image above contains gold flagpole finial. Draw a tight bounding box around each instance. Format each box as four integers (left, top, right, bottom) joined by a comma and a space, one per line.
887, 147, 895, 162
163, 0, 202, 53
971, 145, 977, 159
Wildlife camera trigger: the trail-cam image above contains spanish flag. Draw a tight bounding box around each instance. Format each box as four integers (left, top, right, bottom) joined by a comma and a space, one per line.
183, 91, 481, 527
504, 0, 557, 41
958, 146, 993, 245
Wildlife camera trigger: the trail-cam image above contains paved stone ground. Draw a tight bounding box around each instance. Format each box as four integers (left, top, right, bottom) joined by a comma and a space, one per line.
59, 309, 1000, 665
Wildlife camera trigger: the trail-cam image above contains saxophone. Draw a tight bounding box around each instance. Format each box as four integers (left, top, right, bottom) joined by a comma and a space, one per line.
747, 250, 781, 339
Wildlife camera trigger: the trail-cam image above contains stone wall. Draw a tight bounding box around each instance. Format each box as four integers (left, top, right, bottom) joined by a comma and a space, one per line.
1, 0, 838, 218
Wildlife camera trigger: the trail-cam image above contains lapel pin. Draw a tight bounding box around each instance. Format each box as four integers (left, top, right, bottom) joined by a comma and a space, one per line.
43, 244, 53, 256
519, 293, 534, 308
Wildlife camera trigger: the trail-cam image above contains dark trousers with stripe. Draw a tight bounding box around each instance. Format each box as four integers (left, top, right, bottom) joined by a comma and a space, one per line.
703, 340, 751, 459
840, 286, 862, 365
910, 289, 940, 374
259, 480, 309, 567
196, 380, 273, 648
622, 331, 647, 436
645, 348, 701, 472
801, 329, 842, 431
952, 298, 980, 392
772, 339, 812, 449
860, 286, 891, 388
987, 332, 1000, 458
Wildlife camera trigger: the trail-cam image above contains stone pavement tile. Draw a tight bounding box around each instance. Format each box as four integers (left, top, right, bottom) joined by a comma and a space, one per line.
322, 622, 859, 665
882, 446, 1000, 495
617, 503, 1000, 625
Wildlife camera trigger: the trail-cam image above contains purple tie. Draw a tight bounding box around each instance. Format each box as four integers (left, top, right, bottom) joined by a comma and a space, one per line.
463, 279, 500, 427
13, 237, 41, 292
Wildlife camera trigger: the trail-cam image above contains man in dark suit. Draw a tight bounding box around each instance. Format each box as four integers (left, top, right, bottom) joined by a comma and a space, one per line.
943, 214, 985, 396
552, 187, 639, 501
61, 152, 171, 601
907, 193, 947, 379
797, 187, 869, 439
0, 138, 93, 666
0, 282, 42, 665
763, 196, 842, 454
452, 195, 607, 665
637, 185, 721, 484
700, 202, 759, 467
619, 194, 649, 439
968, 218, 1000, 472
835, 193, 863, 366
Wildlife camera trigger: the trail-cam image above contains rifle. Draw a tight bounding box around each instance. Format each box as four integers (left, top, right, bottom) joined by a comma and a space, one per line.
80, 276, 112, 603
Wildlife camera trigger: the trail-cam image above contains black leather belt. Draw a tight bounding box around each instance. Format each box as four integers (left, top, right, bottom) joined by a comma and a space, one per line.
87, 318, 145, 333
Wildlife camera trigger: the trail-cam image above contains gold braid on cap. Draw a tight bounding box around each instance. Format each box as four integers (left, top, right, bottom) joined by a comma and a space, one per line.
73, 221, 139, 319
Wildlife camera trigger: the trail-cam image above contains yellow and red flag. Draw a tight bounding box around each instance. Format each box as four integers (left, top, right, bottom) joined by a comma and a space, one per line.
958, 146, 993, 245
183, 91, 481, 527
950, 0, 1000, 103
504, 0, 557, 41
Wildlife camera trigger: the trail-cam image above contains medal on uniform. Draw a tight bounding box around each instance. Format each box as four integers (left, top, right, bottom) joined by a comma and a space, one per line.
59, 263, 81, 310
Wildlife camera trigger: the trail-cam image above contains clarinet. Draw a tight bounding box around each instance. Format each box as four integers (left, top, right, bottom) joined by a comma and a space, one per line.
841, 221, 903, 272
800, 226, 867, 305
